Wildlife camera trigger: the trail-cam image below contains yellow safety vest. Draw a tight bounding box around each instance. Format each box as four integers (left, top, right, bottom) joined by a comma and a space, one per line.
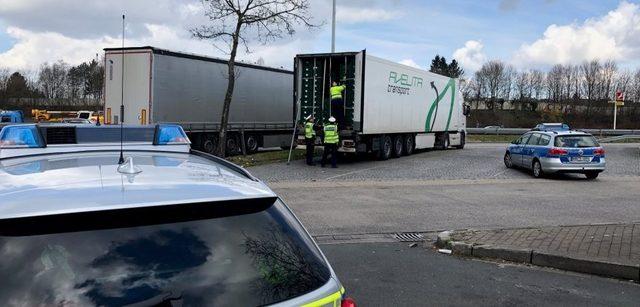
305, 122, 315, 139
330, 85, 346, 100
324, 124, 339, 144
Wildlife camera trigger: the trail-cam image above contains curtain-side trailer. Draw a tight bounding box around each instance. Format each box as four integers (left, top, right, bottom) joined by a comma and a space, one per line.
294, 50, 470, 160
104, 46, 294, 154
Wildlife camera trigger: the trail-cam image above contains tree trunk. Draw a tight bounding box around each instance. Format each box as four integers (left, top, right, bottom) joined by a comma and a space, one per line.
218, 22, 242, 157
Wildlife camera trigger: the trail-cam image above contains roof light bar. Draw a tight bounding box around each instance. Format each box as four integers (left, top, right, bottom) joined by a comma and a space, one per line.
153, 124, 191, 145
0, 125, 45, 149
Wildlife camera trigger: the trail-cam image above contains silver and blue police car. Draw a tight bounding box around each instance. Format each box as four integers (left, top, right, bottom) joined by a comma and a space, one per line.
503, 123, 606, 179
0, 123, 356, 307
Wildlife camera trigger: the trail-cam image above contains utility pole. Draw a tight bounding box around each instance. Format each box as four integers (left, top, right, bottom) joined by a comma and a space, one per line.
331, 0, 336, 52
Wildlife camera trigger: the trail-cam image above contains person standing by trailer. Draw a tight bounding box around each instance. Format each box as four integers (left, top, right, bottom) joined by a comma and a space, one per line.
304, 115, 317, 166
330, 81, 346, 125
321, 117, 339, 168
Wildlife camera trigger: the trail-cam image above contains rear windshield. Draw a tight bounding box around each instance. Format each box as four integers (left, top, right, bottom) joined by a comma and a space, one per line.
554, 135, 599, 148
0, 200, 330, 306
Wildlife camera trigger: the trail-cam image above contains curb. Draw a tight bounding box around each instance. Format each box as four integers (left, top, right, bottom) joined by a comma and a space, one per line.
436, 231, 640, 282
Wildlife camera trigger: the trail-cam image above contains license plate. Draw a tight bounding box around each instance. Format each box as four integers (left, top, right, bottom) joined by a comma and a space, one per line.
571, 157, 591, 163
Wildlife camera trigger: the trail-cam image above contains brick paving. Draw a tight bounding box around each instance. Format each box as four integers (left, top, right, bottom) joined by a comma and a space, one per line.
452, 223, 640, 265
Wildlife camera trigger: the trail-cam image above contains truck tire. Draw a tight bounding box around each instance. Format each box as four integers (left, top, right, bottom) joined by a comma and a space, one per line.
226, 135, 240, 155
203, 138, 216, 154
378, 135, 392, 160
454, 132, 465, 149
245, 135, 259, 154
438, 133, 450, 150
392, 135, 404, 158
404, 134, 414, 156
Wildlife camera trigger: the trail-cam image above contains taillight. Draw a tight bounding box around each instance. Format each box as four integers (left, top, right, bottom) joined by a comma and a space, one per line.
342, 297, 357, 307
547, 147, 568, 156
594, 148, 605, 156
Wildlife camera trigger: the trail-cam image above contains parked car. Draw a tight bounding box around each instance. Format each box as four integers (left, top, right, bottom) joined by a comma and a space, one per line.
503, 128, 605, 179
0, 123, 356, 307
61, 118, 93, 124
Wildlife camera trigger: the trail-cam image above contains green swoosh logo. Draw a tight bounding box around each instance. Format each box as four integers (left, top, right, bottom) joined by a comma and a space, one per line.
425, 78, 456, 132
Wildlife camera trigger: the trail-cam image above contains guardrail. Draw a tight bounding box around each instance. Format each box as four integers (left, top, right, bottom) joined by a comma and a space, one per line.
467, 127, 640, 136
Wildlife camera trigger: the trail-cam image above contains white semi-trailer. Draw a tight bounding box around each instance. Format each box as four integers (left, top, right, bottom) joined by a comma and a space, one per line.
294, 51, 470, 159
104, 46, 294, 154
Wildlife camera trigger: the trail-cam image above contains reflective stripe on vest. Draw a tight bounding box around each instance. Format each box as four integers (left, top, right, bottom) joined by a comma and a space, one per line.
330, 85, 345, 100
305, 122, 315, 138
324, 124, 339, 144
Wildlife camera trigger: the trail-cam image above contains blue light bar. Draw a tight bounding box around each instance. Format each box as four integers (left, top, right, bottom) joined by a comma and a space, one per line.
154, 124, 190, 145
0, 125, 45, 149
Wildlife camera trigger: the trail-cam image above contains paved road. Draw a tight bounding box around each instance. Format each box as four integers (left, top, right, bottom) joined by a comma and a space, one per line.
321, 242, 640, 306
250, 143, 640, 235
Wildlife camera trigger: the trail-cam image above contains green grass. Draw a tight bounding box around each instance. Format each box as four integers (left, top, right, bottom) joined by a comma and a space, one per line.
467, 134, 518, 143
226, 148, 323, 168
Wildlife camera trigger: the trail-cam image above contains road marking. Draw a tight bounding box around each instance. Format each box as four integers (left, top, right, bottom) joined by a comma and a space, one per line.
269, 176, 640, 189
323, 165, 382, 181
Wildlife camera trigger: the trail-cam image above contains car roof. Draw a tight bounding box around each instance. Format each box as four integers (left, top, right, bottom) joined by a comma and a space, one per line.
0, 150, 275, 220
528, 130, 590, 137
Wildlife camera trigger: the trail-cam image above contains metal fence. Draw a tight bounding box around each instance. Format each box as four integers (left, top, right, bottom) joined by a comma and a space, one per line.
467, 127, 640, 136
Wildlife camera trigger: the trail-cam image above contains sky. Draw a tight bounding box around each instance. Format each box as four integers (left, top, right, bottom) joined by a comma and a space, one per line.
0, 0, 639, 75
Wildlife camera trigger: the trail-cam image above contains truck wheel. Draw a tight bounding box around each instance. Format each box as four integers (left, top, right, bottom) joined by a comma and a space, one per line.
439, 133, 450, 150
404, 134, 414, 156
245, 135, 259, 153
203, 138, 216, 154
378, 135, 392, 160
226, 136, 240, 155
454, 132, 465, 149
392, 135, 403, 158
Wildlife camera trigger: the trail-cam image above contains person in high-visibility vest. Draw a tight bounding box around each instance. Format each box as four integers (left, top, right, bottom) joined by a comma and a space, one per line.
321, 116, 339, 168
330, 81, 346, 126
304, 115, 317, 166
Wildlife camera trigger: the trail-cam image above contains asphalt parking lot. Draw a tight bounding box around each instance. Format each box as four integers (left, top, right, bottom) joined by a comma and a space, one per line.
250, 143, 640, 235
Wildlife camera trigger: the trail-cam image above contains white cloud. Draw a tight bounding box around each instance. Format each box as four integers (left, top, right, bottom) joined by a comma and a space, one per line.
0, 23, 311, 71
513, 1, 640, 67
399, 59, 421, 69
336, 7, 402, 24
452, 40, 486, 72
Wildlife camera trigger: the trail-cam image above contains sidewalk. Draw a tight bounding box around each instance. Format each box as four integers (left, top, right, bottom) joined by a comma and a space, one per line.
438, 223, 640, 281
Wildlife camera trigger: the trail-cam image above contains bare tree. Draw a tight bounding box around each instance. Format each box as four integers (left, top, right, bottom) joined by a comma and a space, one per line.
38, 61, 70, 102
580, 60, 601, 100
632, 69, 640, 103
191, 0, 319, 156
514, 71, 530, 101
600, 60, 617, 100
530, 69, 545, 100
546, 64, 563, 102
615, 69, 632, 99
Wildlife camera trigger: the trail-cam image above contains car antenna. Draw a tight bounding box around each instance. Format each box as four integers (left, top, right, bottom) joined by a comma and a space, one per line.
118, 14, 125, 164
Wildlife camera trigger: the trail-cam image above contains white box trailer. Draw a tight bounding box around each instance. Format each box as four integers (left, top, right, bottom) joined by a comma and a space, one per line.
294, 50, 470, 160
104, 46, 294, 154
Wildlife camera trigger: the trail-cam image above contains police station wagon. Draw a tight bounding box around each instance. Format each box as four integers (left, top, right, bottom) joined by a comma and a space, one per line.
0, 124, 356, 307
504, 128, 606, 179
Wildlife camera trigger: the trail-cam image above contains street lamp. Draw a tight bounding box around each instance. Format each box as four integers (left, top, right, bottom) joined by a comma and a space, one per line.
332, 0, 336, 52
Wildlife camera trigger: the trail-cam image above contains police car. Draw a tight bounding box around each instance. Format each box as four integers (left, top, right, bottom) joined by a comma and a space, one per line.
0, 123, 356, 307
504, 124, 606, 179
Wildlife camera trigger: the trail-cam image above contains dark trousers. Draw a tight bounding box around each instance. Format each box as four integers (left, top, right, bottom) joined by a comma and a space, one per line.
305, 138, 315, 165
321, 143, 338, 168
331, 98, 344, 126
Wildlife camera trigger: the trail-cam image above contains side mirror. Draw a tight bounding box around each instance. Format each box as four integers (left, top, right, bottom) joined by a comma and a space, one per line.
511, 139, 519, 145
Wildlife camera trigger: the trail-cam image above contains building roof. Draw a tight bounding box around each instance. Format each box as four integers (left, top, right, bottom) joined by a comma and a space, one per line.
0, 151, 274, 220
